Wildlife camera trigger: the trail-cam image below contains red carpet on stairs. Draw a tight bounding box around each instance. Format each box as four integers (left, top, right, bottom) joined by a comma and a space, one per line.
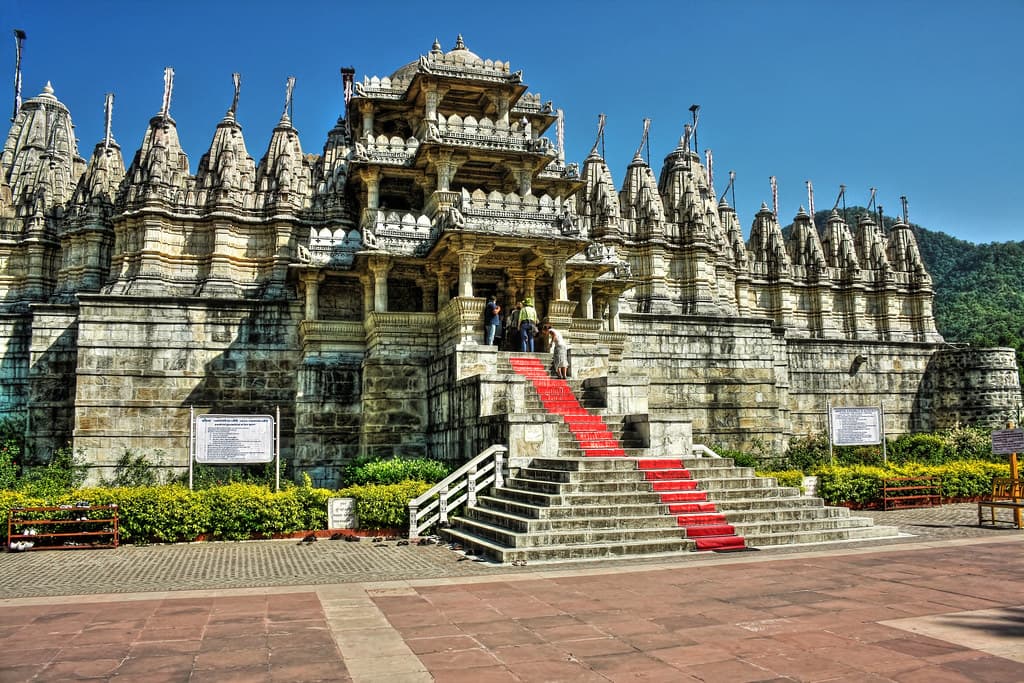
508, 356, 746, 552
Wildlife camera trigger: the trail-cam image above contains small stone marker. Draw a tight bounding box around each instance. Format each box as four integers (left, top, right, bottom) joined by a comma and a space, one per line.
328, 497, 357, 530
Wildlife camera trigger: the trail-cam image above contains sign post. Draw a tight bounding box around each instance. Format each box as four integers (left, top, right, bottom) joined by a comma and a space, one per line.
829, 406, 883, 447
991, 425, 1024, 528
191, 412, 278, 491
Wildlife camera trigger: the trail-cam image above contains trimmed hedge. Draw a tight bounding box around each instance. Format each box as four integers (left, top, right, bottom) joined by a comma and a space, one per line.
756, 470, 804, 489
1, 481, 432, 544
814, 460, 1009, 507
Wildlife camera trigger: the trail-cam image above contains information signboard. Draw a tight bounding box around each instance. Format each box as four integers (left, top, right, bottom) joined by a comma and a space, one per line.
991, 428, 1024, 455
830, 406, 882, 446
195, 414, 275, 463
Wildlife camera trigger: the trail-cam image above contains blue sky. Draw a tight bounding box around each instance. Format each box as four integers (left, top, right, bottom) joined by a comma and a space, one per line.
2, 1, 1021, 244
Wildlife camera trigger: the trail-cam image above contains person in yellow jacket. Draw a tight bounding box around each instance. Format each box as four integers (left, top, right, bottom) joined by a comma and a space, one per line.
518, 298, 539, 352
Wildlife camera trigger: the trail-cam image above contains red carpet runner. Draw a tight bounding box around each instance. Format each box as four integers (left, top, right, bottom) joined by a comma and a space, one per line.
509, 356, 745, 551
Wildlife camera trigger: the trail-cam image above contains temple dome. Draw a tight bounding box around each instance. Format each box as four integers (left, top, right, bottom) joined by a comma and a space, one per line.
390, 35, 483, 83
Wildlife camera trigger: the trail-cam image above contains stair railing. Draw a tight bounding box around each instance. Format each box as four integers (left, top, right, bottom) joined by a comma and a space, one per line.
407, 444, 508, 538
692, 444, 723, 458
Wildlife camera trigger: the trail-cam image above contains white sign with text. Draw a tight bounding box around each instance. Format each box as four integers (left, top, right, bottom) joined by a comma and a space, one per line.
830, 407, 882, 446
195, 414, 275, 463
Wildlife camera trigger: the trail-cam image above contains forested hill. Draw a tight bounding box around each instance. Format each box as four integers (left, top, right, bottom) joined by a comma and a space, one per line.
796, 209, 1024, 369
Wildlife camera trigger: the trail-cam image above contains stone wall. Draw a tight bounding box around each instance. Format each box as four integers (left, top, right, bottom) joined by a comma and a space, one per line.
785, 339, 940, 437
617, 313, 791, 452
73, 295, 300, 483
924, 347, 1022, 429
26, 306, 79, 463
0, 314, 30, 419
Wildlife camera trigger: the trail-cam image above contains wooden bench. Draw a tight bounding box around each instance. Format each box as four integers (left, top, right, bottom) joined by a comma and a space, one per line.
978, 478, 1024, 528
881, 476, 941, 510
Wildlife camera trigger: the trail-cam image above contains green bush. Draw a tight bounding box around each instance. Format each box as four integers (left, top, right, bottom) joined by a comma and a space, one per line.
343, 456, 450, 486
337, 480, 433, 529
17, 446, 87, 498
888, 433, 946, 465
101, 449, 170, 487
785, 435, 831, 471
813, 460, 1010, 507
757, 470, 804, 489
0, 479, 429, 545
0, 439, 18, 490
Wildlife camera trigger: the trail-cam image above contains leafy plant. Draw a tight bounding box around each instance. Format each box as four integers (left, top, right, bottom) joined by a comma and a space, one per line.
0, 438, 19, 490
102, 449, 169, 487
342, 456, 449, 486
17, 445, 87, 498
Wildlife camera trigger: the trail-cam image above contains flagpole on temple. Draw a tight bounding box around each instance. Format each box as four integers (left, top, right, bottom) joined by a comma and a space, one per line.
12, 29, 26, 122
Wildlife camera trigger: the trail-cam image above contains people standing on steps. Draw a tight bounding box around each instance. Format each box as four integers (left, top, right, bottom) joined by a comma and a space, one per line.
518, 298, 539, 352
543, 324, 570, 379
505, 302, 522, 350
483, 295, 502, 346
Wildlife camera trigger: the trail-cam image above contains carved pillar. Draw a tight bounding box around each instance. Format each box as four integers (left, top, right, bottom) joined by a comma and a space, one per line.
608, 294, 620, 332
425, 86, 439, 123
579, 277, 594, 319
360, 168, 381, 210
368, 254, 391, 313
457, 251, 479, 298
359, 274, 373, 316
523, 271, 537, 304
300, 270, 323, 320
434, 267, 452, 308
359, 101, 375, 139
548, 255, 568, 301
512, 166, 532, 197
431, 150, 460, 192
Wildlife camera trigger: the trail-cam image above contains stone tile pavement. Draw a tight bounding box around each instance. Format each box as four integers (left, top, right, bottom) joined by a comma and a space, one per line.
1, 504, 1021, 682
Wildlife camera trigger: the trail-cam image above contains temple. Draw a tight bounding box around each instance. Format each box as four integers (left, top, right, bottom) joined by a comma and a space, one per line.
0, 37, 1019, 485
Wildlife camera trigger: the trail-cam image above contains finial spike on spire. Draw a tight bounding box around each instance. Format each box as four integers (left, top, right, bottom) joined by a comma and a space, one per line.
161, 66, 174, 119
770, 176, 778, 218
556, 108, 565, 164
12, 29, 26, 122
455, 34, 465, 50
806, 180, 815, 225
634, 118, 651, 162
103, 93, 114, 150
900, 195, 909, 224
229, 72, 241, 116
589, 113, 606, 157
282, 75, 296, 120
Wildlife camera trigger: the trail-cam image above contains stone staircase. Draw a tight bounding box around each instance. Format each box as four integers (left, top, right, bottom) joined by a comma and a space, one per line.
441, 354, 900, 564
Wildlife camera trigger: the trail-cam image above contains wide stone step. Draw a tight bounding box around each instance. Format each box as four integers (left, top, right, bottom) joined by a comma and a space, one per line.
510, 478, 673, 495
517, 467, 655, 484
527, 457, 640, 472
743, 524, 902, 547
728, 516, 877, 536
441, 527, 697, 564
450, 516, 690, 548
465, 506, 679, 533
476, 495, 668, 520
714, 496, 829, 511
697, 486, 803, 500
712, 505, 851, 521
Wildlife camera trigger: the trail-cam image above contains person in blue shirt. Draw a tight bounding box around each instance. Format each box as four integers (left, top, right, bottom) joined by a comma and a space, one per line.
483, 295, 502, 345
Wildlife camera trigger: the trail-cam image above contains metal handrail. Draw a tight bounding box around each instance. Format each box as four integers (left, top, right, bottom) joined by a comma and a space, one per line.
407, 444, 508, 538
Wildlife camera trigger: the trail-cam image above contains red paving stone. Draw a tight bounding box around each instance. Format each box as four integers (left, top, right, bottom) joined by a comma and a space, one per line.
1, 537, 1022, 682
0, 592, 350, 682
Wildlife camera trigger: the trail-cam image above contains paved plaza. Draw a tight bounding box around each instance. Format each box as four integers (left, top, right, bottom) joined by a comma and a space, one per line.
1, 504, 1022, 681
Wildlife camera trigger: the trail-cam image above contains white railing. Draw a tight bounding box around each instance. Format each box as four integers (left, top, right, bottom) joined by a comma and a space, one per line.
692, 444, 723, 458
407, 445, 507, 538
